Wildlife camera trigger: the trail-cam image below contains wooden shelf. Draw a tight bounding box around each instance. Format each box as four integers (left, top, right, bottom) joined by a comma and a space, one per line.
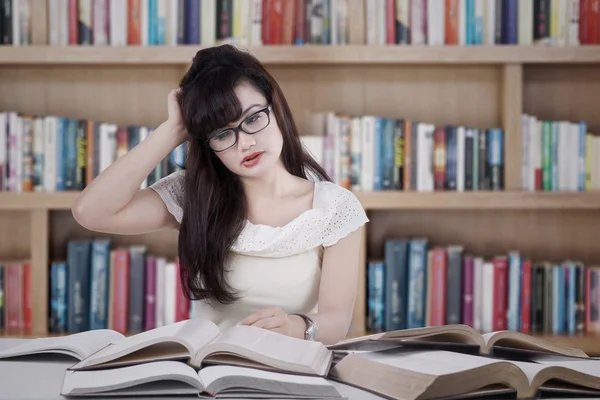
3, 191, 600, 212
1, 45, 600, 66
356, 191, 600, 210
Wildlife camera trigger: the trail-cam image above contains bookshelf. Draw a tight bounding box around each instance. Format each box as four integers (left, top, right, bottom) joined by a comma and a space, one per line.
1, 1, 600, 357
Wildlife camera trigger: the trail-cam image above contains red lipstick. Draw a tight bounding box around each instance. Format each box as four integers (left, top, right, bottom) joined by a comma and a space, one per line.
242, 152, 263, 167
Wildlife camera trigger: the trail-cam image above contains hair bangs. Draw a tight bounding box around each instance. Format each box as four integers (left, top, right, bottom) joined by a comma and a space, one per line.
180, 67, 244, 141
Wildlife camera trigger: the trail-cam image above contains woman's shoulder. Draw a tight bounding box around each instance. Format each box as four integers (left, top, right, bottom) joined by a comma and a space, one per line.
313, 180, 369, 247
314, 180, 362, 212
148, 169, 186, 223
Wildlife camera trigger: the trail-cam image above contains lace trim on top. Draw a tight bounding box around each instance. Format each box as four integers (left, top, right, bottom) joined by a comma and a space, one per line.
149, 172, 369, 258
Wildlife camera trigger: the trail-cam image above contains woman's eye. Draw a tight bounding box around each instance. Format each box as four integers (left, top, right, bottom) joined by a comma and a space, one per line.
246, 114, 260, 124
215, 131, 231, 141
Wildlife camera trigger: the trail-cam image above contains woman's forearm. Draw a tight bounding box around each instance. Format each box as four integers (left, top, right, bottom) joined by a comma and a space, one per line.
72, 120, 183, 226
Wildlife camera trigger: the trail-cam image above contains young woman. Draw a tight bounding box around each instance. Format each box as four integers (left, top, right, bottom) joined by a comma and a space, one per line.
72, 45, 369, 346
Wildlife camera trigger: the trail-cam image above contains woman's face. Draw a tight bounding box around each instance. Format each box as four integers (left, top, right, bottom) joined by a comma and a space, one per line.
208, 81, 284, 179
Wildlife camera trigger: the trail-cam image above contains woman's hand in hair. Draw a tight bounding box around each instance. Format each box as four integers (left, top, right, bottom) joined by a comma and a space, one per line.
238, 307, 306, 340
166, 88, 187, 144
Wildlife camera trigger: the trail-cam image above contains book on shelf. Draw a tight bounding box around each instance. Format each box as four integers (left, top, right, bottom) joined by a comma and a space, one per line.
328, 347, 600, 400
0, 260, 32, 334
366, 237, 600, 339
521, 114, 599, 192
49, 239, 189, 336
328, 323, 589, 359
6, 0, 596, 47
304, 112, 504, 193
0, 318, 333, 377
0, 111, 185, 193
60, 361, 344, 399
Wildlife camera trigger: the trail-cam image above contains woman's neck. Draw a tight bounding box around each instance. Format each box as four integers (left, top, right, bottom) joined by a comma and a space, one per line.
241, 162, 298, 201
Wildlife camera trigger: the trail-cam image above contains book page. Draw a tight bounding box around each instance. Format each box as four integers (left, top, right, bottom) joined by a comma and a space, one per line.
356, 348, 506, 376
199, 365, 335, 389
481, 331, 588, 358
506, 358, 600, 391
61, 361, 203, 396
0, 329, 125, 360
72, 319, 220, 369
198, 365, 342, 398
196, 325, 331, 376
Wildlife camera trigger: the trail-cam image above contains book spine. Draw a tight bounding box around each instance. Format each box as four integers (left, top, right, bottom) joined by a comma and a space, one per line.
89, 240, 110, 330
464, 128, 474, 190
492, 256, 508, 331
396, 0, 410, 44
93, 0, 109, 45
67, 240, 91, 333
407, 239, 427, 328
568, 263, 577, 335
384, 239, 408, 330
534, 0, 551, 41
507, 252, 521, 331
434, 126, 446, 190
402, 120, 411, 191
445, 126, 457, 190
445, 246, 463, 325
552, 265, 565, 334
78, 0, 92, 44
175, 257, 190, 321
428, 248, 447, 326
520, 259, 532, 334
144, 256, 157, 331
21, 117, 33, 192
382, 118, 395, 190
128, 246, 146, 333
393, 119, 404, 190
576, 263, 586, 334
461, 255, 474, 327
367, 261, 385, 332
543, 263, 554, 333
23, 261, 31, 332
184, 0, 200, 44
112, 249, 130, 333
488, 128, 503, 190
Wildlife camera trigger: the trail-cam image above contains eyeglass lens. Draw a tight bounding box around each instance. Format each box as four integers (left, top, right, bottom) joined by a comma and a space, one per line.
209, 109, 270, 151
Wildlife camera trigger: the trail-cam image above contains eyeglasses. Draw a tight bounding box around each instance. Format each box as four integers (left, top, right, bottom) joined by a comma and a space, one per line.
206, 105, 272, 152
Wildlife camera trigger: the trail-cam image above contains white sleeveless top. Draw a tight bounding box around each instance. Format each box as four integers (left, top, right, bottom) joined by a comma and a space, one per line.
149, 170, 369, 330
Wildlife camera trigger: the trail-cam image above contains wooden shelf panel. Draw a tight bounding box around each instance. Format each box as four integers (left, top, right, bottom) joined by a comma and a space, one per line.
357, 191, 600, 210
3, 191, 600, 211
0, 192, 79, 210
1, 45, 600, 66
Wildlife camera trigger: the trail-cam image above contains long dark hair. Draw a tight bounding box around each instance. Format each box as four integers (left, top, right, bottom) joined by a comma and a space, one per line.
176, 45, 331, 304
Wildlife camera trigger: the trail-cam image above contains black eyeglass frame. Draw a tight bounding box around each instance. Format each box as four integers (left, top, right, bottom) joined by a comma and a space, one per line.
205, 104, 272, 152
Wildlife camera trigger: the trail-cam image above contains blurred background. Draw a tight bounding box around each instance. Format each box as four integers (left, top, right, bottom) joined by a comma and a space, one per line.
0, 0, 599, 357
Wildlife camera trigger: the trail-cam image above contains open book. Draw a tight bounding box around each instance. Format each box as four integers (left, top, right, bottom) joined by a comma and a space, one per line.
328, 324, 589, 359
0, 330, 125, 361
328, 348, 600, 400
61, 360, 344, 399
0, 319, 333, 377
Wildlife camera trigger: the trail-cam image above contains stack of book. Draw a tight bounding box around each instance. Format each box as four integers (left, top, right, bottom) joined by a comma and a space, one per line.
1, 320, 600, 399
